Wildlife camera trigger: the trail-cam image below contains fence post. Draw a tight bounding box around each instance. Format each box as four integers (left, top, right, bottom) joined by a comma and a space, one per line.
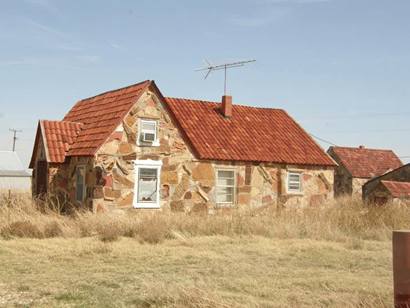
393, 230, 410, 308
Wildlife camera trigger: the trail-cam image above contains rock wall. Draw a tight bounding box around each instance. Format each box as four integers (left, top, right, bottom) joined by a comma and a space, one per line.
352, 178, 368, 197
88, 85, 334, 212
33, 84, 335, 212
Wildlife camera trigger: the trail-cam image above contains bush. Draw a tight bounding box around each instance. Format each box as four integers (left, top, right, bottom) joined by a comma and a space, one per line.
1, 221, 44, 239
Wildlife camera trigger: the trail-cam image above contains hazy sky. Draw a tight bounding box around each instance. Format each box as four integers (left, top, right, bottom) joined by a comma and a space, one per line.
1, 0, 410, 166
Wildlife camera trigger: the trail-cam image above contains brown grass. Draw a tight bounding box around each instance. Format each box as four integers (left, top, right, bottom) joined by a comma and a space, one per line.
0, 193, 409, 243
0, 193, 404, 306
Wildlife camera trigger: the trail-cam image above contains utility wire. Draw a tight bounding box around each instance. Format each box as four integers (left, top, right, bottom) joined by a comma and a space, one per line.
309, 133, 337, 146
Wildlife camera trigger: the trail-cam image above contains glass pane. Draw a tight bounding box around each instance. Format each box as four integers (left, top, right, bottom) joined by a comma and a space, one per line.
216, 187, 234, 203
289, 183, 300, 191
138, 168, 158, 202
143, 133, 155, 142
218, 170, 234, 179
289, 174, 300, 181
217, 177, 234, 186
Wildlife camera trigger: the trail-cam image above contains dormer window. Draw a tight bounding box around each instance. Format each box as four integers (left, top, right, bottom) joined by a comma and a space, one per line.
138, 119, 159, 146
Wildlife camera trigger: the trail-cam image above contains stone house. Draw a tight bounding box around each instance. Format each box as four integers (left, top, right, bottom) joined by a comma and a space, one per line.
327, 146, 402, 197
363, 164, 410, 205
29, 80, 336, 213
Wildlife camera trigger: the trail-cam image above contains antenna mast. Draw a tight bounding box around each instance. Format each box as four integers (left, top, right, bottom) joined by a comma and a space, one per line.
195, 59, 256, 95
9, 128, 22, 152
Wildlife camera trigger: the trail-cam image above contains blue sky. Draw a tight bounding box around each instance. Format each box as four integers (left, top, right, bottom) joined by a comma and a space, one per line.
1, 0, 410, 166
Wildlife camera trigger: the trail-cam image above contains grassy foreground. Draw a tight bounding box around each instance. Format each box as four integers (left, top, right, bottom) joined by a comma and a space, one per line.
0, 194, 402, 307
0, 236, 391, 307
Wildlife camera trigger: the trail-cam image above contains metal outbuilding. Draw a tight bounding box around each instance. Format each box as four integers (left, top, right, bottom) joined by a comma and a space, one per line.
0, 151, 31, 191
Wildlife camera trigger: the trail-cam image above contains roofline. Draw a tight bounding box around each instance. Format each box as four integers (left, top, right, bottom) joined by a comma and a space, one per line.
86, 80, 153, 156
77, 80, 151, 102
165, 97, 337, 167
164, 96, 289, 112
364, 163, 410, 186
39, 120, 51, 163
329, 145, 402, 154
283, 110, 337, 167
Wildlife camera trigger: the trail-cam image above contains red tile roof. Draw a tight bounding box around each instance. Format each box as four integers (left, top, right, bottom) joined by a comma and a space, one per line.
381, 180, 410, 198
41, 120, 83, 163
329, 146, 402, 178
63, 80, 151, 156
164, 97, 335, 166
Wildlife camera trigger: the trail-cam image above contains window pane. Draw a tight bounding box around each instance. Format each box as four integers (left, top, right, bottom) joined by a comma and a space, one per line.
138, 168, 158, 202
216, 187, 234, 203
217, 177, 234, 186
218, 170, 234, 179
288, 172, 301, 192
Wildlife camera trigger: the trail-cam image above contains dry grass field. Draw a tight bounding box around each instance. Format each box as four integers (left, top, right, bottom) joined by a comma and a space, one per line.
0, 193, 403, 307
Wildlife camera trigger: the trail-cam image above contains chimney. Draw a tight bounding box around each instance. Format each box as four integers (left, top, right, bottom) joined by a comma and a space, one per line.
359, 145, 365, 149
221, 95, 232, 118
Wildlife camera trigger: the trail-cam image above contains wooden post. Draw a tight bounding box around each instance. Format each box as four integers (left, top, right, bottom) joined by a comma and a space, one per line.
393, 230, 410, 307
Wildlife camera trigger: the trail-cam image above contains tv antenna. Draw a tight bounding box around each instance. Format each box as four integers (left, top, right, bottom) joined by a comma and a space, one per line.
195, 59, 256, 95
9, 128, 22, 151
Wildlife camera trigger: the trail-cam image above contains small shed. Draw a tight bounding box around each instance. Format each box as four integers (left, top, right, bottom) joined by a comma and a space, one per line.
0, 151, 31, 191
363, 163, 410, 205
366, 180, 410, 205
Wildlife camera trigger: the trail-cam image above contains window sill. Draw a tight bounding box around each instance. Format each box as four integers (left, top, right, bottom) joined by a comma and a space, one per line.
286, 191, 304, 196
137, 140, 160, 147
133, 203, 160, 209
216, 203, 236, 208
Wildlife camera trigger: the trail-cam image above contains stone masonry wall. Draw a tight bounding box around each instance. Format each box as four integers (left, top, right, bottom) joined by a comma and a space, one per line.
89, 85, 334, 212
33, 85, 335, 212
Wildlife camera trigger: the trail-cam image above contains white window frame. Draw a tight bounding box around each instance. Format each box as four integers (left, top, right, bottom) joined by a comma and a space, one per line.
137, 119, 159, 147
133, 160, 162, 209
75, 165, 87, 202
215, 168, 236, 206
287, 171, 303, 194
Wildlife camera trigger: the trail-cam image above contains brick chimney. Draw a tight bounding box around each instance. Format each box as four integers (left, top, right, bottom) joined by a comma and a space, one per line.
221, 95, 232, 118
359, 145, 365, 149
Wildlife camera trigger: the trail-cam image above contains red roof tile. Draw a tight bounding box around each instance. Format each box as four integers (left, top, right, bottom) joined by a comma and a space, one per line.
41, 120, 83, 163
329, 146, 402, 178
381, 180, 410, 198
164, 97, 335, 166
63, 80, 151, 156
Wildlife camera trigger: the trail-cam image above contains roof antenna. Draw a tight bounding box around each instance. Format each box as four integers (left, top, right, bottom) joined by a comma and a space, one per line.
195, 59, 256, 95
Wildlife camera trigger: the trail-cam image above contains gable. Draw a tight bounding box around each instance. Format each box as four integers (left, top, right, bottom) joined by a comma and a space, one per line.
164, 98, 335, 166
63, 80, 151, 156
328, 146, 403, 178
29, 120, 83, 168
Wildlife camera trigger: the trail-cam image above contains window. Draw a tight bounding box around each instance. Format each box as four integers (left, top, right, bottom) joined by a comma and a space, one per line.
133, 160, 162, 208
216, 169, 235, 205
138, 119, 158, 146
75, 166, 86, 202
287, 172, 302, 193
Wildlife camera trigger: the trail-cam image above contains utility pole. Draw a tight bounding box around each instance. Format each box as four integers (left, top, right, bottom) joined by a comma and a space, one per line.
9, 128, 22, 152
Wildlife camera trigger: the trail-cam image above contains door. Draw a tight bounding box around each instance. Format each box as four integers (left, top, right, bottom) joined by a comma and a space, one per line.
36, 160, 48, 196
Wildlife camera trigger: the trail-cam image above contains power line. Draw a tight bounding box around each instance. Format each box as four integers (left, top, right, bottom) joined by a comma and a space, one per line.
9, 128, 22, 151
309, 133, 337, 146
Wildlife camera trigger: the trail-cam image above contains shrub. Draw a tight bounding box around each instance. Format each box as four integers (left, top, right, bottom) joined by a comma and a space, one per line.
2, 221, 44, 239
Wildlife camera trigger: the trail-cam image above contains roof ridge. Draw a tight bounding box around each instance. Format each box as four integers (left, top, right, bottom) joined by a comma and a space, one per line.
78, 80, 151, 102
165, 97, 284, 111
332, 146, 396, 152
40, 119, 83, 125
